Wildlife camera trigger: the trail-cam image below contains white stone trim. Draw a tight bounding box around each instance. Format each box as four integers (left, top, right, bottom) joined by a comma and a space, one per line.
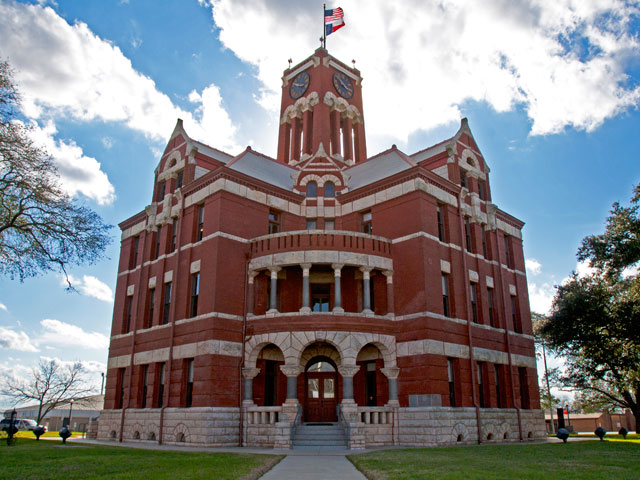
468, 270, 479, 283
121, 220, 146, 241
244, 331, 397, 369
127, 285, 135, 296
486, 276, 494, 288
509, 284, 517, 296
397, 340, 536, 368
440, 260, 451, 274
249, 250, 392, 272
148, 276, 156, 289
107, 354, 132, 369
164, 270, 173, 283
190, 260, 201, 274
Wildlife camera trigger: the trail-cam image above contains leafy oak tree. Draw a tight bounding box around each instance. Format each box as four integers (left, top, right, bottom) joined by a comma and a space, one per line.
0, 60, 111, 283
541, 183, 640, 431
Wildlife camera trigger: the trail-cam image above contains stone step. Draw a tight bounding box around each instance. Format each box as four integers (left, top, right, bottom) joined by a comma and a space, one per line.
291, 423, 348, 449
293, 438, 347, 446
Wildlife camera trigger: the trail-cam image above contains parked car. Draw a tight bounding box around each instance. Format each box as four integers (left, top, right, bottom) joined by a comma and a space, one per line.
0, 418, 41, 431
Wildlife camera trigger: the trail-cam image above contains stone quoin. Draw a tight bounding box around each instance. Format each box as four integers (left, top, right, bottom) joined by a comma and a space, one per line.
99, 48, 546, 448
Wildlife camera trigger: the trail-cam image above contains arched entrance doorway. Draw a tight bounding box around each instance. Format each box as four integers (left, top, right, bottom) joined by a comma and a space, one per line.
304, 356, 338, 422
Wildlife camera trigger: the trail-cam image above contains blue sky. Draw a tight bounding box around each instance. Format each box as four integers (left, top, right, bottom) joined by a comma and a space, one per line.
0, 0, 639, 404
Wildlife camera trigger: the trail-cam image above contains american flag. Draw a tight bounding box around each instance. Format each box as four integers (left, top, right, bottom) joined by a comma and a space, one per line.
324, 7, 345, 36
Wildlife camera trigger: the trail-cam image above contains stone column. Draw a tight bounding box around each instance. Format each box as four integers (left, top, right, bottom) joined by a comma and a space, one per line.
246, 271, 259, 316
382, 270, 394, 318
300, 263, 312, 313
280, 365, 303, 403
332, 263, 344, 313
360, 267, 373, 314
267, 267, 281, 314
338, 365, 360, 403
242, 368, 261, 403
381, 367, 400, 404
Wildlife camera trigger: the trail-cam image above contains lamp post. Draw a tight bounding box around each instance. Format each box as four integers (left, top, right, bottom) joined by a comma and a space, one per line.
68, 400, 74, 432
565, 403, 571, 432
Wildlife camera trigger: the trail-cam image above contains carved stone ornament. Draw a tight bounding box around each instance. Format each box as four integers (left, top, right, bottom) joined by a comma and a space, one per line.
338, 365, 361, 377
279, 365, 303, 377
380, 367, 400, 379
242, 368, 261, 379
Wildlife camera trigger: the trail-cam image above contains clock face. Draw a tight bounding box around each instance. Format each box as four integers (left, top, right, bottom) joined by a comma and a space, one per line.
289, 71, 310, 99
333, 72, 354, 99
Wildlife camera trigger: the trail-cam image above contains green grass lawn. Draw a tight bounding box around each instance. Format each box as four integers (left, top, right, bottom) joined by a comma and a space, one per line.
0, 439, 283, 480
348, 439, 640, 480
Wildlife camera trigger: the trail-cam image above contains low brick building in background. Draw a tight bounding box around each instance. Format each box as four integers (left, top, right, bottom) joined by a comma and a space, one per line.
99, 48, 545, 448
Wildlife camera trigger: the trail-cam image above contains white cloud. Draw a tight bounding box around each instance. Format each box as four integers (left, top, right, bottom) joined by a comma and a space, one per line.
39, 356, 106, 375
0, 327, 39, 352
0, 303, 7, 312
38, 319, 109, 350
65, 274, 114, 302
208, 0, 640, 152
101, 136, 114, 149
0, 2, 239, 153
27, 121, 116, 205
575, 259, 596, 278
528, 282, 556, 315
526, 258, 542, 276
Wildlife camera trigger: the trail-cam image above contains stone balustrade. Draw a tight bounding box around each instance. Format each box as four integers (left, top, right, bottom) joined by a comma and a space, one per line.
245, 406, 281, 425
359, 406, 394, 425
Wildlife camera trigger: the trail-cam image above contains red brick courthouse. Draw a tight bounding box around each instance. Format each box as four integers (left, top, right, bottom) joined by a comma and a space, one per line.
99, 48, 545, 448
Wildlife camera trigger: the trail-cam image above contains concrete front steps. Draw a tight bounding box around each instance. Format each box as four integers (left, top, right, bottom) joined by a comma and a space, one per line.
291, 423, 348, 450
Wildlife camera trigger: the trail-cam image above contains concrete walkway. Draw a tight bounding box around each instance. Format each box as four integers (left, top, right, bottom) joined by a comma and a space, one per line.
259, 451, 365, 480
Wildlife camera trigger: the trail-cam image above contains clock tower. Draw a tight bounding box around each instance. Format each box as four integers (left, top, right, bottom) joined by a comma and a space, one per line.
276, 47, 367, 166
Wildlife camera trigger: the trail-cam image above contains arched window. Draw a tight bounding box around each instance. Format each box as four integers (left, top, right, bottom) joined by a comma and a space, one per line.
324, 181, 335, 198
306, 181, 317, 198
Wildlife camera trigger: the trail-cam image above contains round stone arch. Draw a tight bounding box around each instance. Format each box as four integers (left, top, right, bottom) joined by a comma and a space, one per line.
244, 337, 286, 369
163, 151, 181, 172
299, 342, 342, 368
319, 174, 343, 187
291, 332, 346, 367
298, 174, 322, 187
459, 148, 483, 175
353, 336, 396, 368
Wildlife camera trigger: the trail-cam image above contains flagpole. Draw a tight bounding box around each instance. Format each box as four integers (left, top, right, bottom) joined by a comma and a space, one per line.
323, 3, 326, 49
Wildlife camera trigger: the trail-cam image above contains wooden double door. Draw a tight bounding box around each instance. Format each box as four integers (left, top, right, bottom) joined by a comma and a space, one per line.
305, 371, 337, 422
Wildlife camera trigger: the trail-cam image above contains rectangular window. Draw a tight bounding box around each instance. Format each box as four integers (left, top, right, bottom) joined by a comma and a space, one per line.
460, 168, 467, 188
311, 283, 330, 312
324, 219, 335, 231
147, 288, 155, 329
487, 287, 495, 328
437, 205, 446, 242
130, 236, 140, 269
447, 358, 457, 407
306, 218, 317, 229
170, 219, 178, 252
176, 170, 184, 189
197, 204, 205, 242
123, 295, 133, 334
141, 364, 149, 409
117, 367, 126, 409
158, 181, 166, 201
504, 235, 513, 268
494, 365, 503, 408
464, 218, 473, 253
361, 211, 372, 234
470, 283, 478, 323
442, 274, 450, 317
154, 229, 161, 260
185, 359, 194, 408
190, 273, 199, 318
268, 210, 280, 234
162, 282, 172, 325
519, 367, 530, 409
478, 180, 485, 200
156, 363, 165, 408
477, 362, 486, 408
481, 228, 488, 258
511, 295, 521, 333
